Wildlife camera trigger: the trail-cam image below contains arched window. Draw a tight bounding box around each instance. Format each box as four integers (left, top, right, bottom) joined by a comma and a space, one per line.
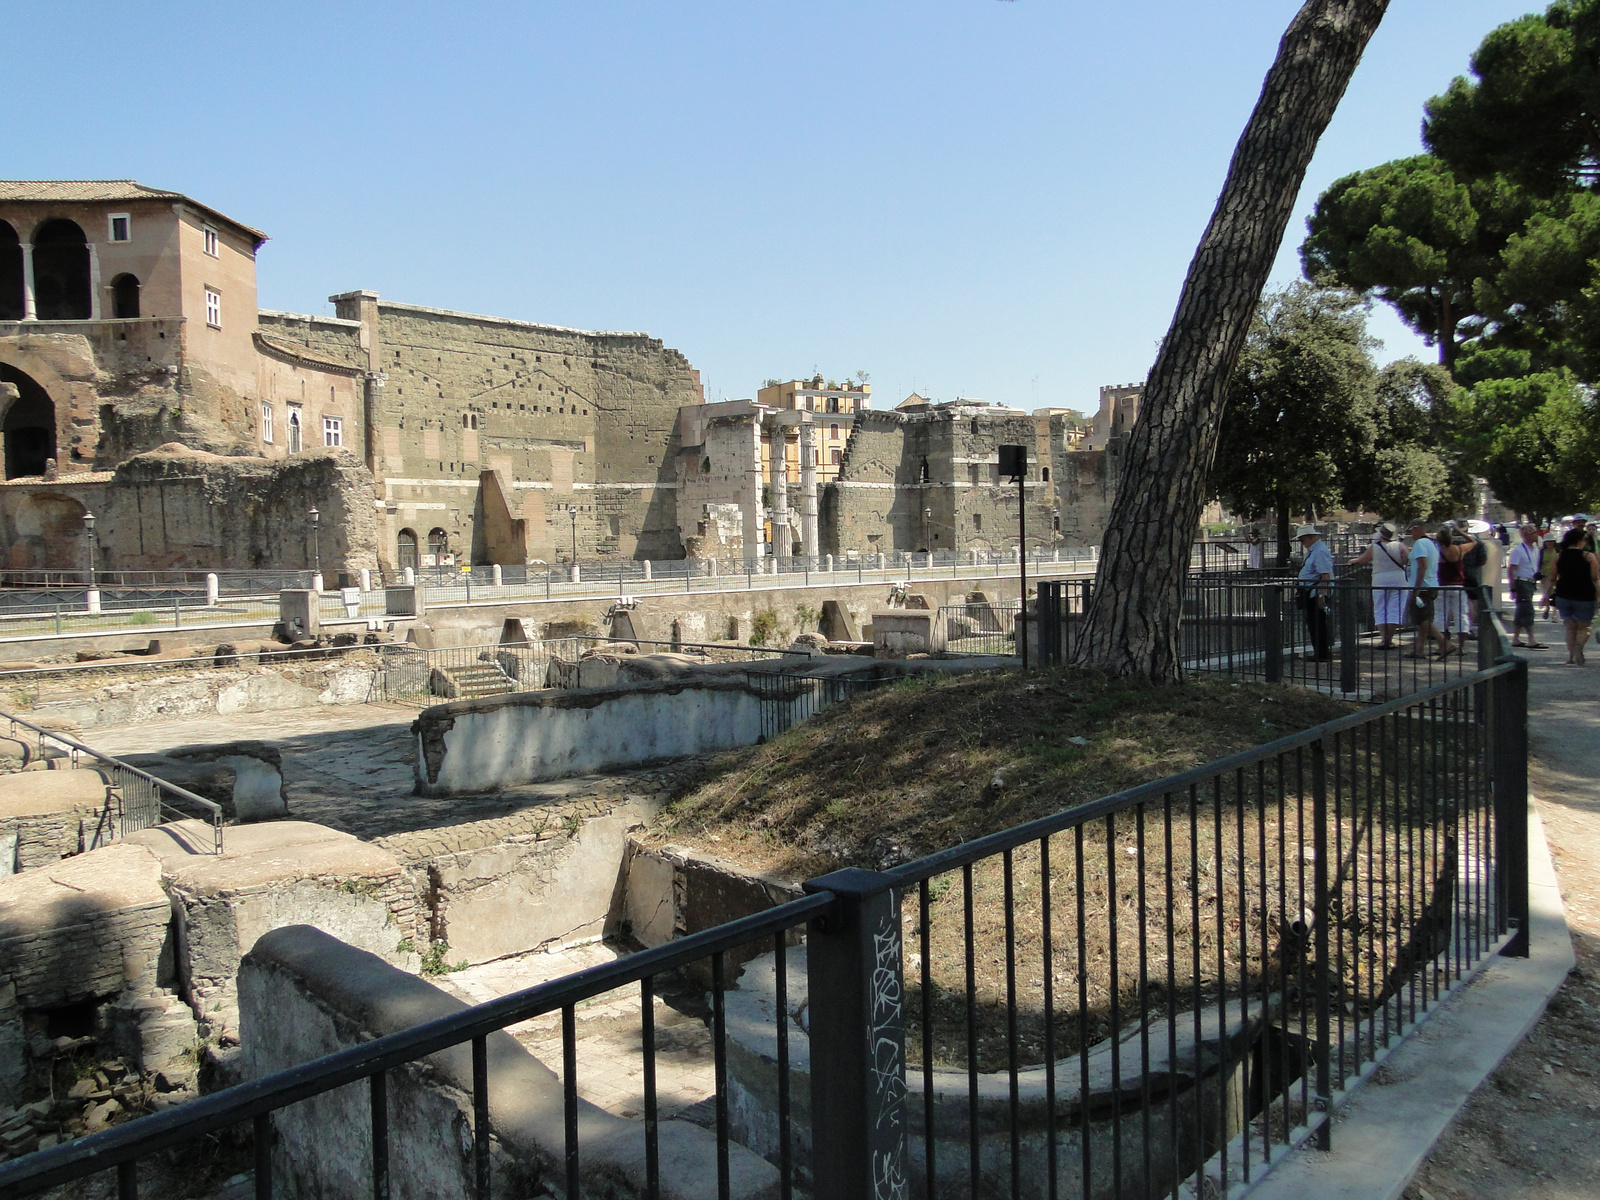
286, 408, 302, 453
428, 528, 448, 560
32, 220, 90, 320
0, 223, 23, 321
1041, 466, 1050, 482
111, 273, 140, 319
397, 529, 418, 571
0, 364, 57, 479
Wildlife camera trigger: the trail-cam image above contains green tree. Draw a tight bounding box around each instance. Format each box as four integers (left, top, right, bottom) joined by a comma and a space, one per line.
1450, 361, 1600, 515
1301, 156, 1540, 371
1351, 360, 1474, 519
1210, 284, 1379, 560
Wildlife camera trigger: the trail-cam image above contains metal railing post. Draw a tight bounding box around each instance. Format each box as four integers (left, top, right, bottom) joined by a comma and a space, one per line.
1263, 585, 1283, 683
1338, 579, 1359, 693
1311, 737, 1333, 1149
802, 868, 909, 1200
1492, 658, 1530, 956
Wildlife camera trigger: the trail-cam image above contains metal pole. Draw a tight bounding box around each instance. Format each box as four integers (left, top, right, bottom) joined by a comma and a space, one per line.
802, 868, 909, 1199
1018, 472, 1028, 670
1492, 658, 1530, 956
1312, 738, 1333, 1150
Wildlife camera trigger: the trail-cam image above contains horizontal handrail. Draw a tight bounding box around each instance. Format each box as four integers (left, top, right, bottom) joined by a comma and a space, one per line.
0, 710, 224, 854
0, 889, 835, 1195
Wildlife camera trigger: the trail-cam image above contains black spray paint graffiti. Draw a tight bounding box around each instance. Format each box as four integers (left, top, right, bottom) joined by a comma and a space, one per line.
870, 911, 908, 1199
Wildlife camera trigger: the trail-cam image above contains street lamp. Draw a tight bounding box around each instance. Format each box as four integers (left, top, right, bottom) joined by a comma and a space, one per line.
923, 507, 933, 559
82, 511, 97, 589
569, 506, 578, 564
308, 507, 321, 579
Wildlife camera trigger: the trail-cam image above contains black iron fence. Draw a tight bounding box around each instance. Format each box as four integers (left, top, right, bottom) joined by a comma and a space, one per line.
1036, 578, 1494, 699
0, 640, 1530, 1200
742, 669, 889, 740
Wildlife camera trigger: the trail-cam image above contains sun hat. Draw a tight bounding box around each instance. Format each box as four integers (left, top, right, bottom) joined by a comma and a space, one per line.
1294, 524, 1319, 538
1376, 522, 1396, 538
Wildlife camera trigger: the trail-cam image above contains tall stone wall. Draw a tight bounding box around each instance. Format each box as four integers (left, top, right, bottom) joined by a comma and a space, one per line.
0, 445, 380, 572
352, 301, 700, 571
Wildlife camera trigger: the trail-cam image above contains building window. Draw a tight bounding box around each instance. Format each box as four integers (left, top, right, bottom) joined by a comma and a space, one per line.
828, 396, 839, 413
829, 423, 839, 439
203, 226, 219, 257
397, 528, 418, 571
830, 448, 842, 465
323, 416, 343, 447
110, 273, 140, 318
205, 287, 221, 328
287, 407, 302, 453
463, 412, 479, 430
1053, 515, 1061, 533
973, 514, 982, 532
261, 403, 274, 444
108, 214, 131, 243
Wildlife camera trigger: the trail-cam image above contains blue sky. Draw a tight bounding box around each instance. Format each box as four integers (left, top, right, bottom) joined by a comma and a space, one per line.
12, 0, 1541, 413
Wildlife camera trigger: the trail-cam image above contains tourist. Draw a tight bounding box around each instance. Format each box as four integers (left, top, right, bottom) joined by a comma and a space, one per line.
1507, 523, 1547, 649
1405, 520, 1452, 659
1437, 523, 1471, 652
1295, 524, 1334, 662
1540, 533, 1561, 619
1551, 527, 1600, 666
1246, 531, 1263, 570
1350, 523, 1407, 649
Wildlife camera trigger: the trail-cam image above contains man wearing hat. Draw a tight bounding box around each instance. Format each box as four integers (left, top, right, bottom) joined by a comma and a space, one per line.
1405, 519, 1453, 658
1296, 524, 1334, 661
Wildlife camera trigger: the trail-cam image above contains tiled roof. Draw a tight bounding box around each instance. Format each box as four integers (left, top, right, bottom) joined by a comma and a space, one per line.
0, 180, 268, 243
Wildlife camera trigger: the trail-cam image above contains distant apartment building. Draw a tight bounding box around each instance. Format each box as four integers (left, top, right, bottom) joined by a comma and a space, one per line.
1083, 382, 1143, 451
754, 376, 870, 482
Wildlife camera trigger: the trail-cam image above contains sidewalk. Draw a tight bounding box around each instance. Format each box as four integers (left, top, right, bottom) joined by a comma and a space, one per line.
1250, 612, 1593, 1200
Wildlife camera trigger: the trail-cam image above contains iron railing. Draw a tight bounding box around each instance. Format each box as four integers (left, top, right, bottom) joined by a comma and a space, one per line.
1036, 578, 1494, 699
0, 640, 1530, 1199
0, 712, 225, 854
742, 669, 889, 740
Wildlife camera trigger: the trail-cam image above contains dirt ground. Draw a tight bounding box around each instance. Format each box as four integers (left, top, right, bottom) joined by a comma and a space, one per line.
1405, 629, 1600, 1200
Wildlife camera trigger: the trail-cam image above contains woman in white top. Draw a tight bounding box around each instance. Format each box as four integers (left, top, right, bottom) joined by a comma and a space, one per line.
1351, 523, 1409, 648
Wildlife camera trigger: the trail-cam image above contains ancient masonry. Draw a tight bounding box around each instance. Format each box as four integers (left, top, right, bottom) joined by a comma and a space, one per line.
0, 180, 1131, 574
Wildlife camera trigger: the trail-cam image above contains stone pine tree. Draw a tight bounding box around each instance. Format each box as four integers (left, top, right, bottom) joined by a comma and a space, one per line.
1070, 0, 1390, 682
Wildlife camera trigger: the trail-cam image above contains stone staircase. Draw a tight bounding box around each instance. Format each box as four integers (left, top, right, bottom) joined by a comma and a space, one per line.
428, 662, 515, 700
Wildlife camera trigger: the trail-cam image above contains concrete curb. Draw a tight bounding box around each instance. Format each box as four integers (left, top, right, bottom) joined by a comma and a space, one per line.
1242, 795, 1573, 1200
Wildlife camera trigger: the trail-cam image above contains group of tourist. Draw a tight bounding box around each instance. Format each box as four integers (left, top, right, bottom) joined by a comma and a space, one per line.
1289, 517, 1600, 666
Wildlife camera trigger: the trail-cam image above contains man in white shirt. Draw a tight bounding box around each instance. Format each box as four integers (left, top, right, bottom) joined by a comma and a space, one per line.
1507, 522, 1547, 648
1406, 520, 1452, 658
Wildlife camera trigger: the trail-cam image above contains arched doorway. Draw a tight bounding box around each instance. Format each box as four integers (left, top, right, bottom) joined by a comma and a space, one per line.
31, 220, 90, 321
427, 528, 449, 567
0, 223, 22, 321
0, 364, 57, 479
111, 273, 140, 319
397, 528, 418, 572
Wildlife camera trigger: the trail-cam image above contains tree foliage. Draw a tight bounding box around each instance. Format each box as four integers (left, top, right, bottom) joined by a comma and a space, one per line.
1299, 0, 1600, 516
1211, 285, 1468, 556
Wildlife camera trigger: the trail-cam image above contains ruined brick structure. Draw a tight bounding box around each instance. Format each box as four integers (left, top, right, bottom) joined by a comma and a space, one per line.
0, 182, 702, 573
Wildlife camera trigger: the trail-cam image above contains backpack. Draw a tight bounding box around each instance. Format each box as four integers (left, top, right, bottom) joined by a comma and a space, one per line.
1462, 538, 1488, 586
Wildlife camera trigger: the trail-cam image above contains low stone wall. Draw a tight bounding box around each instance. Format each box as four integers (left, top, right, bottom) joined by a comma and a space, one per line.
240, 926, 780, 1200
377, 786, 665, 965
413, 677, 769, 796
0, 768, 117, 871
128, 822, 413, 1042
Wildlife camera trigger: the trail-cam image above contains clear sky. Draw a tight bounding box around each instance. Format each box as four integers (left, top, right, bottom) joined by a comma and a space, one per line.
11, 0, 1542, 413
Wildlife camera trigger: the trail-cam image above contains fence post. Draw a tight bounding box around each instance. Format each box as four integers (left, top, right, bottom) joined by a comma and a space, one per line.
1311, 738, 1333, 1150
1263, 586, 1283, 683
206, 573, 220, 606
802, 868, 909, 1200
1492, 658, 1530, 957
1338, 580, 1359, 694
173, 597, 181, 628
1475, 586, 1499, 670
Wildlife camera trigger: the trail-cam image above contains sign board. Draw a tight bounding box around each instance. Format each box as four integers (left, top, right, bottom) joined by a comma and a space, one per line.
998, 444, 1028, 482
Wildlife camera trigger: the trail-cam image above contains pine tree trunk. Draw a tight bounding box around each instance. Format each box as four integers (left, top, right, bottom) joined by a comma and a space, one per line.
1071, 0, 1390, 681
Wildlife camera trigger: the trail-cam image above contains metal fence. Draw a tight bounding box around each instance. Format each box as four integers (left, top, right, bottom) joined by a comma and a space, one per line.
0, 712, 225, 854
0, 646, 1529, 1199
1035, 578, 1492, 699
742, 669, 890, 740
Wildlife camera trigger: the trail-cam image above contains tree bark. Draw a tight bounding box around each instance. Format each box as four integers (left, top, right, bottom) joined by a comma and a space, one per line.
1071, 0, 1390, 681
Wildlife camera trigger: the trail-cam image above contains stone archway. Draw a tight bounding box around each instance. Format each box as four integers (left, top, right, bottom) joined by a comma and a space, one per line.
0, 363, 57, 479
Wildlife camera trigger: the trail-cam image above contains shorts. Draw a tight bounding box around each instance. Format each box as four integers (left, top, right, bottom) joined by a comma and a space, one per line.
1372, 586, 1407, 626
1409, 588, 1437, 626
1554, 597, 1596, 624
1438, 588, 1472, 632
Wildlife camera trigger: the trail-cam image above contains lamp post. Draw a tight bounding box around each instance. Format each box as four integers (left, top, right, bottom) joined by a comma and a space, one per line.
569, 506, 579, 583
83, 512, 99, 614
308, 507, 322, 589
923, 507, 933, 564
